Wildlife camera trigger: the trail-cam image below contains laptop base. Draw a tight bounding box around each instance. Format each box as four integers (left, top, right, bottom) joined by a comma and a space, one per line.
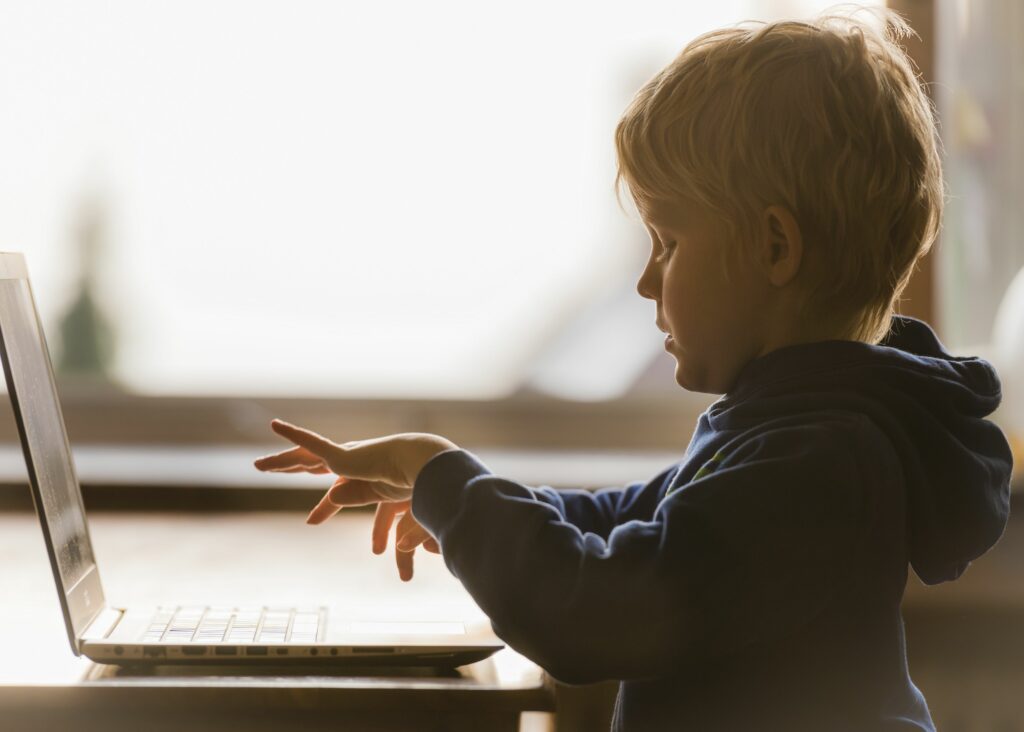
82, 643, 500, 667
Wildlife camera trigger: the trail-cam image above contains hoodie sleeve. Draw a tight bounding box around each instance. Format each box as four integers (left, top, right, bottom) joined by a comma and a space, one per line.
411, 420, 877, 685
527, 464, 679, 539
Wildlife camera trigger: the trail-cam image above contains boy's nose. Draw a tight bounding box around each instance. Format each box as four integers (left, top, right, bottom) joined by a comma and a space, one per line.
636, 270, 658, 301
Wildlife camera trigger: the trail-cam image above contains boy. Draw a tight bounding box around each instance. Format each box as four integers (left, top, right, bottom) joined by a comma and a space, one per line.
254, 6, 1014, 730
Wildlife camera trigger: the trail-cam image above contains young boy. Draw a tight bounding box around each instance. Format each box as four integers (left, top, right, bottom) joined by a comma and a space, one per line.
254, 6, 1014, 730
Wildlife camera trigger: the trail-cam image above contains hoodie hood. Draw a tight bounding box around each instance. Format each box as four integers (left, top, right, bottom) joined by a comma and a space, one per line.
708, 315, 1014, 585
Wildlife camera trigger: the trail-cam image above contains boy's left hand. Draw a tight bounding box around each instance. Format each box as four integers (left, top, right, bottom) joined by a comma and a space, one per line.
253, 418, 458, 580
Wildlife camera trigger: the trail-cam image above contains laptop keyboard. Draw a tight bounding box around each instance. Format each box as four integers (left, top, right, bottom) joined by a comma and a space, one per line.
142, 606, 322, 644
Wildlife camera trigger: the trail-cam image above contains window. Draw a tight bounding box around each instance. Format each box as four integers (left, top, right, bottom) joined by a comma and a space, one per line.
935, 0, 1024, 349
0, 0, 885, 408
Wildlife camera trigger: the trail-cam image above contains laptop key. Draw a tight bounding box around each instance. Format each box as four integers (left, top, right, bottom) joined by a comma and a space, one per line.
144, 606, 325, 644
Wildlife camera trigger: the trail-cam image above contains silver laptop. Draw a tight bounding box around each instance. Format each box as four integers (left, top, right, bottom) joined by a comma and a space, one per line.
0, 251, 503, 666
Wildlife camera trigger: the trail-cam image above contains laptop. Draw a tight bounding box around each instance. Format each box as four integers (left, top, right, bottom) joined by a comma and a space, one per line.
0, 251, 504, 666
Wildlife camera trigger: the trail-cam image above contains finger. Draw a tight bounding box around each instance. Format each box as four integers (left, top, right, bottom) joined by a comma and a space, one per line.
270, 419, 340, 461
396, 539, 414, 582
327, 479, 400, 508
306, 477, 397, 525
273, 423, 409, 487
307, 478, 358, 524
277, 465, 331, 474
254, 445, 325, 472
307, 477, 368, 524
372, 501, 407, 555
423, 538, 440, 554
306, 481, 345, 525
395, 512, 425, 581
395, 522, 432, 552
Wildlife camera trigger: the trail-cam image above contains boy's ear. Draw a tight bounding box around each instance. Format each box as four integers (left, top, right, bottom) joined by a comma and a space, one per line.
760, 205, 803, 288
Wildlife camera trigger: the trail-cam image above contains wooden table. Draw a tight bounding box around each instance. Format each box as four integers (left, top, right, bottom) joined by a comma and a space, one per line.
6, 474, 1021, 731
0, 509, 556, 732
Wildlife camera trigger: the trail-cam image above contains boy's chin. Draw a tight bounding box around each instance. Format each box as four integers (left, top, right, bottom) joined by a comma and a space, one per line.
672, 359, 721, 396
671, 359, 690, 390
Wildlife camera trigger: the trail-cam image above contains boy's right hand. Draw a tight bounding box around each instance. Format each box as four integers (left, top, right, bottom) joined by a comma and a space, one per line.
252, 418, 454, 580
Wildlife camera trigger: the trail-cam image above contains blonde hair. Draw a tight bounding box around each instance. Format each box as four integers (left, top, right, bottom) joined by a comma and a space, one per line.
613, 3, 945, 345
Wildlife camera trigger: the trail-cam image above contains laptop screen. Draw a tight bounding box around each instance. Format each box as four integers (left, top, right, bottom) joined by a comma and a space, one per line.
0, 268, 99, 605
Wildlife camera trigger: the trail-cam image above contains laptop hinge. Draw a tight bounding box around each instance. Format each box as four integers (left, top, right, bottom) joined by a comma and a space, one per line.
80, 606, 124, 643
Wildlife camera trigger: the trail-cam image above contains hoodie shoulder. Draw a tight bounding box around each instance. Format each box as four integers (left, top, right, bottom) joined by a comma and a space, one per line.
709, 316, 1013, 587
657, 414, 896, 654
665, 413, 889, 544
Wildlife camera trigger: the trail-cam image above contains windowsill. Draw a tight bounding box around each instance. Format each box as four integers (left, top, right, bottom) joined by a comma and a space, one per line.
0, 443, 685, 491
0, 388, 717, 453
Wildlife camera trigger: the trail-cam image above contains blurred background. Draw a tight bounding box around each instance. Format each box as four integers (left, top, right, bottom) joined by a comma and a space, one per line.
0, 0, 1023, 729
0, 0, 1021, 445
0, 0, 1021, 434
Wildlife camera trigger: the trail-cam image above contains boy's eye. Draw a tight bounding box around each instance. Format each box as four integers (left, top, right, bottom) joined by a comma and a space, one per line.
655, 241, 675, 262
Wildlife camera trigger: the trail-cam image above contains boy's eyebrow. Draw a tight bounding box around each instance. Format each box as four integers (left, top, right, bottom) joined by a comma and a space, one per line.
644, 217, 677, 236
642, 210, 681, 229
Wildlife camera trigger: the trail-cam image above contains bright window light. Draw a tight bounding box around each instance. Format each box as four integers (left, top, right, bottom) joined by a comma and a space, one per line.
0, 0, 882, 399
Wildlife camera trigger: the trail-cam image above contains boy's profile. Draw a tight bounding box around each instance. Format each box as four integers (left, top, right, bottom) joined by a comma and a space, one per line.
255, 5, 1015, 730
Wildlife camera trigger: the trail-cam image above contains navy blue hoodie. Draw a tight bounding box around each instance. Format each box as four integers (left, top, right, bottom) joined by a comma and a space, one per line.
411, 315, 1014, 731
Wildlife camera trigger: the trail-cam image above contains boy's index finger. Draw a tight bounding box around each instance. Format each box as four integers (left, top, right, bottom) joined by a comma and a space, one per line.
271, 419, 339, 458
269, 419, 386, 486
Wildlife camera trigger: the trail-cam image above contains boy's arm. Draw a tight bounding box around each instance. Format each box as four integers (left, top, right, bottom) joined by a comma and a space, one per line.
410, 420, 893, 685
527, 465, 679, 540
